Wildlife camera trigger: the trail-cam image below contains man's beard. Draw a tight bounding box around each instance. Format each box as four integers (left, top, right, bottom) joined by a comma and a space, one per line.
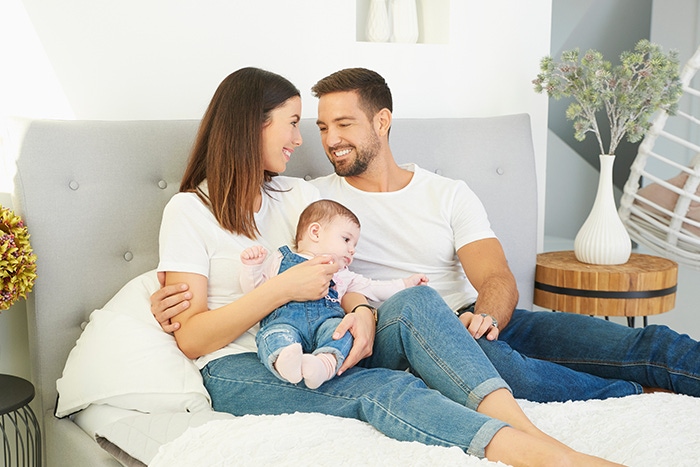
332, 131, 381, 177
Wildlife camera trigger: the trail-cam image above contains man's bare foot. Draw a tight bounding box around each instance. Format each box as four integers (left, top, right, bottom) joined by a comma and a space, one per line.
642, 387, 673, 394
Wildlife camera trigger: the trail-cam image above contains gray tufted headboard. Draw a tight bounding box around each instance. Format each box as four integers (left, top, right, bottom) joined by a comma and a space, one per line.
8, 114, 537, 465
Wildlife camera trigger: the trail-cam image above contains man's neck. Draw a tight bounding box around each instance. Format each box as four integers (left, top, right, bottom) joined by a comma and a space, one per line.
344, 159, 413, 193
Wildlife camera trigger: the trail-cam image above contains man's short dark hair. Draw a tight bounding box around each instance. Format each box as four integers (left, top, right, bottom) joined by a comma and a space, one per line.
311, 68, 392, 121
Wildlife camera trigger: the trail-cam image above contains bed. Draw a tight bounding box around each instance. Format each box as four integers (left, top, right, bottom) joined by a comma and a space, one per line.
7, 116, 699, 466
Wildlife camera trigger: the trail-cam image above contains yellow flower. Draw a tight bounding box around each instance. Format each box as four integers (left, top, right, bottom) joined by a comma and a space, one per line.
0, 206, 37, 311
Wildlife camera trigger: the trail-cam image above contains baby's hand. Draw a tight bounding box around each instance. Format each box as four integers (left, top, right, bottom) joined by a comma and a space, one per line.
241, 245, 268, 265
404, 274, 429, 288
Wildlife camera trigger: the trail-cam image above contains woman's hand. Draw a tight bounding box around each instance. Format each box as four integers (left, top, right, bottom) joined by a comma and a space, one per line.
276, 254, 339, 302
151, 271, 191, 333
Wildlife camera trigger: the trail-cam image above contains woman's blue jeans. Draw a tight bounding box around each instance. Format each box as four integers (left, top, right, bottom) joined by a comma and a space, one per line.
202, 286, 510, 458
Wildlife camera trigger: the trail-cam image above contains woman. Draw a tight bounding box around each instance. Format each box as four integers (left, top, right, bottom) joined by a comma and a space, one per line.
157, 67, 621, 466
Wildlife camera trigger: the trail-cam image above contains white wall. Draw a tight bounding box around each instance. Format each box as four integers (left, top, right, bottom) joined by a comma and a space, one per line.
12, 1, 550, 121
0, 0, 553, 376
4, 0, 551, 219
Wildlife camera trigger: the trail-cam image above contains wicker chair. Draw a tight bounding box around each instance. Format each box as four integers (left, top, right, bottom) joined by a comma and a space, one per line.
619, 45, 700, 270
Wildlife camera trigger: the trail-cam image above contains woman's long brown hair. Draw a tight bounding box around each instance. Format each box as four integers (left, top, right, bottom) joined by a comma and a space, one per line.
180, 67, 300, 238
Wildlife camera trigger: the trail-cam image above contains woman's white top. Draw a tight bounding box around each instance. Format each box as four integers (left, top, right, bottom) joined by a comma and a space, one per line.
158, 176, 319, 368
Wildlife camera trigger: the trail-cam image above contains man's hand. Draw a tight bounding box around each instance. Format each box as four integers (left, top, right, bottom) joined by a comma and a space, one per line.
459, 311, 500, 341
151, 271, 191, 333
333, 307, 376, 375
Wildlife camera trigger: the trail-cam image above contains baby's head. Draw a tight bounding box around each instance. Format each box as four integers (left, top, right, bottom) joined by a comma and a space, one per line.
295, 200, 361, 268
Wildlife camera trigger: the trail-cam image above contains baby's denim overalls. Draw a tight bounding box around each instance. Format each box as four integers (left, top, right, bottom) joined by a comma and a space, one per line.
255, 245, 353, 381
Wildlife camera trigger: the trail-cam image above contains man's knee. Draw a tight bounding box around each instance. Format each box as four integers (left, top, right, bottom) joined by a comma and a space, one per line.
379, 285, 450, 323
395, 284, 443, 304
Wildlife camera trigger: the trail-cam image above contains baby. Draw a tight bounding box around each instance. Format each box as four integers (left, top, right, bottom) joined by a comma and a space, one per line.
240, 199, 428, 389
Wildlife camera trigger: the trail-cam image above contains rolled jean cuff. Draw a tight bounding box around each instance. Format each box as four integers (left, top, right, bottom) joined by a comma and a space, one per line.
467, 418, 509, 458
467, 377, 512, 410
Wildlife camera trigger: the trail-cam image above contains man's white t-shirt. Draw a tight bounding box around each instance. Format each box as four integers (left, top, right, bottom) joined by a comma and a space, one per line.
157, 177, 319, 368
310, 164, 495, 311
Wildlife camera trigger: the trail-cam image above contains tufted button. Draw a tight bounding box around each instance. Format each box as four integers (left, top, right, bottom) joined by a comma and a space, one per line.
123, 251, 134, 262
496, 167, 504, 175
158, 180, 168, 189
69, 180, 80, 190
304, 175, 312, 181
434, 169, 443, 176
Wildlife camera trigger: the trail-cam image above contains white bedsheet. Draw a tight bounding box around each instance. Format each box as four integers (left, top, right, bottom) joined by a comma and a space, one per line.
149, 393, 700, 467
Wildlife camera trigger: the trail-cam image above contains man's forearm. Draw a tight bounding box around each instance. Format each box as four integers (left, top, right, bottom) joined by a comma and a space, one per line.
473, 273, 518, 329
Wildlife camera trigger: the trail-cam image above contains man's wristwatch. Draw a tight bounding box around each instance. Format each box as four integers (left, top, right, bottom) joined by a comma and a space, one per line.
455, 303, 475, 317
351, 303, 378, 323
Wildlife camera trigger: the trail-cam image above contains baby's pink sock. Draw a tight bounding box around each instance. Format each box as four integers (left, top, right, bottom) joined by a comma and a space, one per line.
301, 353, 337, 389
274, 343, 303, 384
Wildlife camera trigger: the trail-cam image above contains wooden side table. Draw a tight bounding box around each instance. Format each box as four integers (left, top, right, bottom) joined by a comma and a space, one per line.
534, 251, 678, 327
0, 374, 42, 467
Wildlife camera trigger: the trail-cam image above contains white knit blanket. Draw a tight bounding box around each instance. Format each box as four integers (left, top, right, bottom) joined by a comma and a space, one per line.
151, 393, 700, 466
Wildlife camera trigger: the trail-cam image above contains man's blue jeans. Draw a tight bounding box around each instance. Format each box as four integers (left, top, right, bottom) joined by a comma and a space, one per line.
202, 286, 510, 458
368, 295, 645, 403
490, 308, 700, 400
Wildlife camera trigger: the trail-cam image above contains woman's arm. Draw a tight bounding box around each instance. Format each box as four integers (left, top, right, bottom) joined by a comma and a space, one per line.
169, 255, 339, 359
150, 272, 189, 333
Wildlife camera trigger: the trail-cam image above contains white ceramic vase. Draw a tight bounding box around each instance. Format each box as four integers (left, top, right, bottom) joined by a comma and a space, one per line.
574, 154, 632, 265
366, 0, 391, 42
391, 0, 418, 43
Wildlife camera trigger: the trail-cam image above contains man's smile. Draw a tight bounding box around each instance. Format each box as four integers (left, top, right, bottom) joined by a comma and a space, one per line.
332, 147, 353, 158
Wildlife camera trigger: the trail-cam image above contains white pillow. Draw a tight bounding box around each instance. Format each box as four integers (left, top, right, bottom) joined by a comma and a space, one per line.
55, 270, 211, 418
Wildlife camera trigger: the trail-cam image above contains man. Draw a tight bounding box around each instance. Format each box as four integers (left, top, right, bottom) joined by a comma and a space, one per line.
153, 68, 700, 402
